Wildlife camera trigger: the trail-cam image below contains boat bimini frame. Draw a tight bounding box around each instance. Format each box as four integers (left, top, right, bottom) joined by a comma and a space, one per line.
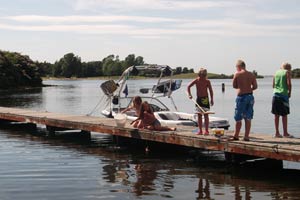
101, 64, 182, 114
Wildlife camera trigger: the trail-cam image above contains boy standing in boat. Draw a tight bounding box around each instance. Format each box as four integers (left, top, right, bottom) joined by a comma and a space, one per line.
272, 62, 293, 138
187, 68, 214, 135
232, 60, 257, 141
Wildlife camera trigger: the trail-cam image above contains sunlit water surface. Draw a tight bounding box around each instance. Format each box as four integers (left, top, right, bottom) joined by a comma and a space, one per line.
0, 78, 300, 200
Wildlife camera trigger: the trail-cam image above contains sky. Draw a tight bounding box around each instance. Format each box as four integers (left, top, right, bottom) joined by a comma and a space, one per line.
0, 0, 300, 75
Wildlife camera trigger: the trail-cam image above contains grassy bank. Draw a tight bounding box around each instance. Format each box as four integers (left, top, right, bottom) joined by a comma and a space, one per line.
172, 73, 233, 79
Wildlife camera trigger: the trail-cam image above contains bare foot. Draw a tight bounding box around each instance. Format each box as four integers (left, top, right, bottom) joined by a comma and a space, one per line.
229, 136, 239, 141
284, 134, 294, 138
274, 134, 283, 138
196, 131, 203, 135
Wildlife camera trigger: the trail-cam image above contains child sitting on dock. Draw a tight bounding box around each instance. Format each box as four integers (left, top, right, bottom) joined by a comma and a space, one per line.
187, 68, 214, 135
135, 101, 176, 131
121, 96, 142, 128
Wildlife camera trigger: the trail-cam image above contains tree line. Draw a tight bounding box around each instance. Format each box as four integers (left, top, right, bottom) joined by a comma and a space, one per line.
291, 68, 300, 78
38, 53, 194, 78
3, 49, 300, 89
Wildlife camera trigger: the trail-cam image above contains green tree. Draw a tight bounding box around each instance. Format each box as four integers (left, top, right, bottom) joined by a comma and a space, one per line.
36, 61, 53, 77
252, 70, 258, 77
102, 55, 115, 76
252, 70, 264, 78
292, 68, 300, 78
188, 68, 194, 73
134, 56, 144, 66
80, 61, 102, 77
59, 53, 81, 78
182, 67, 189, 73
110, 61, 123, 76
0, 50, 42, 88
52, 61, 62, 77
125, 54, 135, 65
174, 67, 182, 75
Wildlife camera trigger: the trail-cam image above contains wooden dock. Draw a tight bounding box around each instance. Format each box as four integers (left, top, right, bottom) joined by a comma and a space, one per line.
0, 107, 300, 163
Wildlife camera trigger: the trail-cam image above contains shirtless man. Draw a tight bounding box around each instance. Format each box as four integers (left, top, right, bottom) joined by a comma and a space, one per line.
232, 60, 257, 141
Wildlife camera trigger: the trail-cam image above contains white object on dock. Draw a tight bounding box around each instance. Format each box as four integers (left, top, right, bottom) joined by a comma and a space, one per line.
114, 113, 127, 127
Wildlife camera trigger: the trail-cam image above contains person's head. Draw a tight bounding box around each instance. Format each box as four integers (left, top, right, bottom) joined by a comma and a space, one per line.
198, 68, 207, 78
139, 101, 153, 118
281, 62, 292, 71
236, 60, 246, 71
141, 101, 151, 111
132, 96, 142, 106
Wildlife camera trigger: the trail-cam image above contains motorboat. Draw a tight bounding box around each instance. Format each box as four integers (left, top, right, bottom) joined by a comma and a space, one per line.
101, 96, 230, 129
100, 64, 230, 129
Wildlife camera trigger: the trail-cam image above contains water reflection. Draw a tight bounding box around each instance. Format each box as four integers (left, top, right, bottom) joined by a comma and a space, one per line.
196, 178, 210, 199
0, 87, 43, 109
98, 147, 300, 199
1, 126, 300, 199
132, 163, 158, 196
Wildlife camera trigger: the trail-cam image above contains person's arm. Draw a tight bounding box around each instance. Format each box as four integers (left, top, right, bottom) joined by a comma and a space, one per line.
187, 79, 196, 99
252, 76, 258, 91
208, 80, 214, 106
232, 74, 238, 89
130, 111, 141, 125
121, 105, 133, 113
286, 70, 292, 98
272, 76, 275, 88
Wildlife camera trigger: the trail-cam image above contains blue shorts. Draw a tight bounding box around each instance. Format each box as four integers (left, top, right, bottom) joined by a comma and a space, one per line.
234, 94, 254, 121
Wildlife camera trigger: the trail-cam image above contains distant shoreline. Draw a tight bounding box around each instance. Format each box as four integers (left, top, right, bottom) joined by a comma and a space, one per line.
42, 73, 239, 81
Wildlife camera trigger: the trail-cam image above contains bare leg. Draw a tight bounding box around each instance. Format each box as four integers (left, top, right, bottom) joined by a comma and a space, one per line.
233, 121, 242, 139
132, 120, 139, 128
244, 119, 251, 140
145, 125, 154, 130
153, 125, 175, 131
282, 115, 288, 136
274, 115, 280, 136
137, 120, 144, 129
197, 113, 203, 134
204, 114, 209, 134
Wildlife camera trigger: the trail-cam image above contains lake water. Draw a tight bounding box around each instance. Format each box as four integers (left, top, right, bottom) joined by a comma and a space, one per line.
0, 78, 300, 200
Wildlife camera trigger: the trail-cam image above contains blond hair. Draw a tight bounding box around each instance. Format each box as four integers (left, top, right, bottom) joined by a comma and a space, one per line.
236, 60, 246, 69
198, 68, 207, 78
281, 62, 292, 71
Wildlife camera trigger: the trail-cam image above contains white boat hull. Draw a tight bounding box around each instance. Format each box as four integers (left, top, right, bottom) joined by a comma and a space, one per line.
101, 110, 230, 129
